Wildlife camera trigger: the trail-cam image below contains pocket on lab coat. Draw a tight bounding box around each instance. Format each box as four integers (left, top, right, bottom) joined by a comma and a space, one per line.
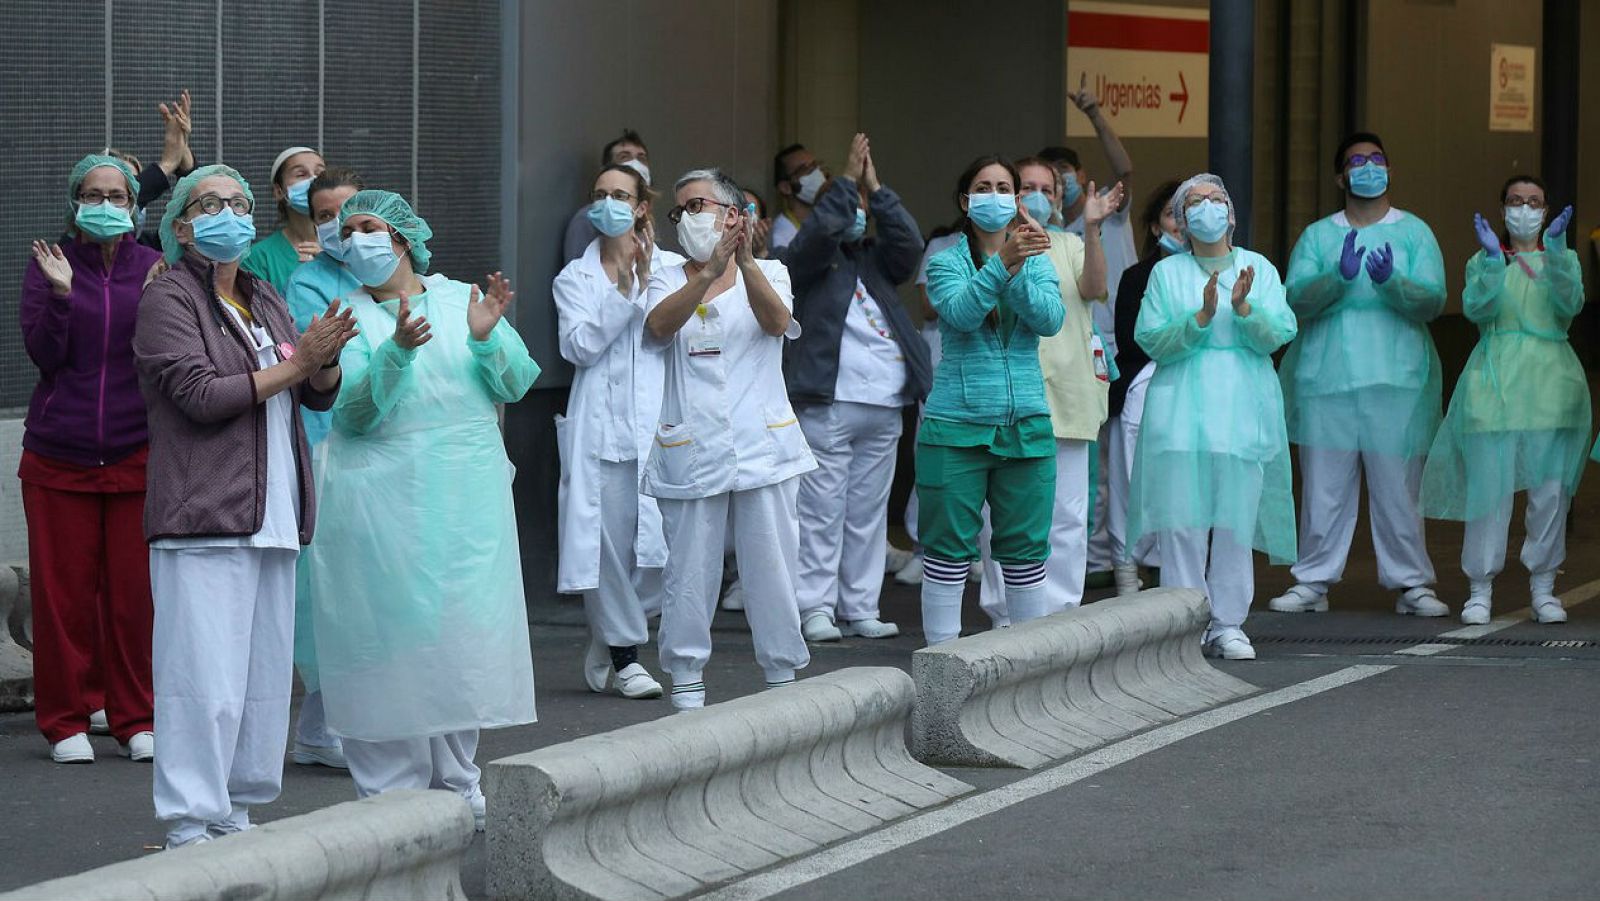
648, 422, 703, 493
762, 406, 809, 469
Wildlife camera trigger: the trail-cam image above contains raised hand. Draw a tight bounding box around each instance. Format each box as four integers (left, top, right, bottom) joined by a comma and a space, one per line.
750, 216, 772, 259
999, 221, 1051, 272
1231, 265, 1255, 316
842, 133, 869, 185
1473, 213, 1502, 259
1069, 71, 1101, 117
31, 240, 73, 297
631, 216, 655, 288
469, 272, 515, 341
704, 220, 741, 278
1546, 204, 1574, 249
1338, 228, 1366, 280
296, 299, 358, 374
1364, 243, 1395, 284
1200, 270, 1220, 324
393, 294, 433, 350
862, 146, 881, 194
1083, 180, 1125, 227
158, 89, 194, 175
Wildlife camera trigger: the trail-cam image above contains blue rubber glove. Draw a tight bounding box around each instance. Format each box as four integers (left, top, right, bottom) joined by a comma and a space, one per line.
1338, 228, 1366, 280
1473, 213, 1503, 259
1364, 242, 1395, 284
1545, 204, 1574, 250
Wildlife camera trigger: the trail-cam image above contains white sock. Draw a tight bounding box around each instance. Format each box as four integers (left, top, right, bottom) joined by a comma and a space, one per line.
1002, 562, 1049, 624
920, 559, 967, 645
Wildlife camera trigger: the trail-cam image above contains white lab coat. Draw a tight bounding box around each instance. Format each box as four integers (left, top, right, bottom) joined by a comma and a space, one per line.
641, 259, 816, 499
553, 239, 685, 594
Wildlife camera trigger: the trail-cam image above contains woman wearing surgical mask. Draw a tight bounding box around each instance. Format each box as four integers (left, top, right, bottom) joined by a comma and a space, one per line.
1421, 177, 1585, 626
21, 154, 164, 765
917, 155, 1063, 645
1105, 180, 1183, 596
310, 190, 538, 826
554, 164, 683, 701
241, 146, 326, 295
134, 164, 357, 847
641, 167, 814, 709
280, 166, 365, 773
1129, 173, 1298, 661
974, 157, 1121, 618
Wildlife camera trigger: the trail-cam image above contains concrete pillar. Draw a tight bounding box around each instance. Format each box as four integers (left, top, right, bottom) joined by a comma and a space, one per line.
1209, 0, 1254, 245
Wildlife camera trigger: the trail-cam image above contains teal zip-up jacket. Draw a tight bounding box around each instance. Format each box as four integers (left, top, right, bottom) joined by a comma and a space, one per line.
924, 234, 1064, 424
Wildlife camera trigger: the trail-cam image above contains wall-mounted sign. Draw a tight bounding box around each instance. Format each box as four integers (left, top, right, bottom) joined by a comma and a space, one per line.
1488, 43, 1535, 133
1066, 1, 1209, 139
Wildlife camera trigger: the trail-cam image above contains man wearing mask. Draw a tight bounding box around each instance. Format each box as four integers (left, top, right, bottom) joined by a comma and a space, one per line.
1040, 74, 1137, 588
780, 134, 931, 643
561, 130, 652, 266
770, 143, 829, 253
1271, 132, 1448, 618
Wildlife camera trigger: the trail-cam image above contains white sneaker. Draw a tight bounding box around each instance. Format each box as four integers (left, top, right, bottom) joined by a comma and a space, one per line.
468, 790, 486, 832
839, 618, 900, 639
894, 554, 925, 585
1268, 583, 1329, 613
1459, 580, 1492, 625
88, 709, 110, 735
615, 663, 664, 699
51, 733, 94, 764
1531, 572, 1567, 624
119, 731, 155, 762
291, 741, 348, 769
208, 810, 252, 837
720, 579, 746, 611
885, 543, 914, 574
1396, 586, 1449, 618
583, 634, 611, 693
802, 611, 843, 642
1112, 562, 1142, 597
164, 832, 212, 851
1203, 629, 1257, 661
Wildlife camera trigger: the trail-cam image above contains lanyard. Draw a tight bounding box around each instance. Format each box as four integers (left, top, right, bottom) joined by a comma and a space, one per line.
852, 284, 893, 339
218, 293, 253, 323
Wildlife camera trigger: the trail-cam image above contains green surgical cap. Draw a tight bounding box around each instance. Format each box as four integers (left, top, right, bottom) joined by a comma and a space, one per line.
159, 164, 255, 263
338, 189, 433, 272
68, 154, 139, 206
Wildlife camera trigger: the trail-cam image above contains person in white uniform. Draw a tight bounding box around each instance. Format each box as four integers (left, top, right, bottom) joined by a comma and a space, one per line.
134, 164, 356, 848
310, 191, 539, 829
554, 163, 683, 699
643, 167, 815, 710
560, 130, 652, 266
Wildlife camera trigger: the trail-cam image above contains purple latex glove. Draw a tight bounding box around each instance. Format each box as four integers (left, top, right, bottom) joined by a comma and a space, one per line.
1473, 213, 1503, 259
1338, 228, 1367, 280
1364, 242, 1395, 284
1546, 204, 1574, 245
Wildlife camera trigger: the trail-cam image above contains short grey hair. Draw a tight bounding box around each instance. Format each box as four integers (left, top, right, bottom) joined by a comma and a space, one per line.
675, 167, 744, 209
1170, 172, 1236, 244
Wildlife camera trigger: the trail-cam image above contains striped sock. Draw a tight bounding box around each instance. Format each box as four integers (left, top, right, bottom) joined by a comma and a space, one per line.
670, 680, 706, 710
921, 557, 969, 645
1001, 561, 1049, 624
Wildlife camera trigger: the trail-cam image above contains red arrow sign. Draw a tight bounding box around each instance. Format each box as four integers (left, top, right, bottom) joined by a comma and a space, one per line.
1169, 71, 1190, 122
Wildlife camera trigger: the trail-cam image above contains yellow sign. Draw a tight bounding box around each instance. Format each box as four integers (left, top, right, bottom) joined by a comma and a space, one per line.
1489, 43, 1535, 133
1066, 2, 1210, 139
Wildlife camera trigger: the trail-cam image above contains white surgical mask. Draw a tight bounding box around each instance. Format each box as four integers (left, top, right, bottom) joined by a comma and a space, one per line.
795, 168, 826, 205
620, 158, 651, 186
1503, 205, 1544, 242
676, 210, 721, 263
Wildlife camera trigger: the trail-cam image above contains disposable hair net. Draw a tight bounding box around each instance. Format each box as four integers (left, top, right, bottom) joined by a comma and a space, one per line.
338, 189, 434, 273
159, 164, 255, 263
1170, 172, 1236, 245
67, 153, 140, 206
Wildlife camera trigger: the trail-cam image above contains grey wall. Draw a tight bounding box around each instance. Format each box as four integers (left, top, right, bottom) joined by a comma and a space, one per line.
509, 0, 780, 602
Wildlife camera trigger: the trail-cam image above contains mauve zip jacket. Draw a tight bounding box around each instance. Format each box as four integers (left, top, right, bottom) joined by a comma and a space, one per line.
19, 233, 161, 469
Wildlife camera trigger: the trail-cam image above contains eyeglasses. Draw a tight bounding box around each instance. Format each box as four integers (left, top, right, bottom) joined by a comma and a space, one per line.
668, 197, 738, 223
183, 193, 254, 216
78, 190, 133, 208
785, 160, 821, 182
590, 189, 637, 204
1184, 193, 1226, 208
1504, 196, 1546, 209
1345, 152, 1387, 169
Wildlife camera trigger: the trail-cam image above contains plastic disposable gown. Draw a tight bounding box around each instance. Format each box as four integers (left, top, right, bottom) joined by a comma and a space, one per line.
284, 253, 360, 447
1422, 247, 1588, 521
1129, 248, 1299, 563
1281, 211, 1446, 458
309, 273, 540, 741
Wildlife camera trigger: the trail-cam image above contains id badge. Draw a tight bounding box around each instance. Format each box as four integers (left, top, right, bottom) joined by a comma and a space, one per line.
689, 305, 723, 357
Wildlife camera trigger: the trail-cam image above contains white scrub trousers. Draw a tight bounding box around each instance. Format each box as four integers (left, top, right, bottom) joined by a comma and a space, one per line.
343, 729, 482, 802
1462, 482, 1569, 581
1159, 528, 1254, 636
1292, 447, 1436, 592
795, 402, 904, 624
1107, 362, 1159, 567
1086, 424, 1113, 572
151, 546, 296, 845
657, 480, 811, 689
980, 438, 1090, 615
584, 458, 659, 648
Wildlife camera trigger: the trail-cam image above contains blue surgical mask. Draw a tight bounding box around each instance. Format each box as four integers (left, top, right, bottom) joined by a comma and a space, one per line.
189, 210, 256, 263
1020, 191, 1054, 226
345, 231, 402, 287
285, 178, 312, 215
1347, 162, 1389, 199
1184, 199, 1230, 244
1061, 175, 1083, 208
316, 219, 348, 262
966, 192, 1018, 233
75, 201, 134, 241
842, 207, 867, 243
587, 197, 637, 238
1157, 231, 1187, 255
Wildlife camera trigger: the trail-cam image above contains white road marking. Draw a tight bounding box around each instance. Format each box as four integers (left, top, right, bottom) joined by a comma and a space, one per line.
1400, 577, 1600, 656
694, 664, 1394, 901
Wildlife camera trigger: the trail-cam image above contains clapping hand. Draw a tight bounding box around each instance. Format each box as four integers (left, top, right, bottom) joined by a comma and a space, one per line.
158, 89, 194, 176
393, 294, 432, 350
630, 217, 655, 289
1231, 265, 1255, 316
1546, 205, 1574, 249
1364, 243, 1395, 284
704, 219, 741, 278
842, 133, 869, 185
1473, 213, 1502, 259
1199, 270, 1221, 325
1338, 228, 1366, 279
296, 299, 358, 374
469, 272, 515, 341
1083, 180, 1125, 227
1000, 209, 1051, 273
31, 240, 73, 297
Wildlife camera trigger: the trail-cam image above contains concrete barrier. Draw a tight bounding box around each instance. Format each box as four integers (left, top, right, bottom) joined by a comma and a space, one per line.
0, 565, 32, 712
486, 667, 972, 901
911, 588, 1258, 768
0, 789, 474, 901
